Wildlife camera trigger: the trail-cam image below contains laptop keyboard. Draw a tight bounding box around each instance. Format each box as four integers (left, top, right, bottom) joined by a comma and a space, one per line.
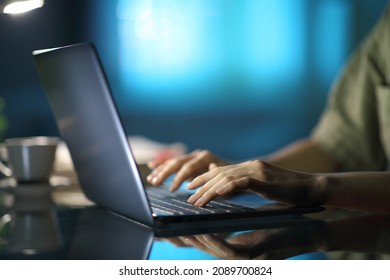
146, 187, 255, 216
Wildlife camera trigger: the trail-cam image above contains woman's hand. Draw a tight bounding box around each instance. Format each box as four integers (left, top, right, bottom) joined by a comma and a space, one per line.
186, 160, 326, 207
147, 150, 228, 192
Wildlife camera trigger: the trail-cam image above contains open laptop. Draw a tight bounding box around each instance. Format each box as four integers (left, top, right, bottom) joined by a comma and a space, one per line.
32, 42, 323, 230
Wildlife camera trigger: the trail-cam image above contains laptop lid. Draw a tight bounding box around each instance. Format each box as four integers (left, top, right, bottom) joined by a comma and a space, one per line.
33, 43, 154, 226
33, 43, 323, 228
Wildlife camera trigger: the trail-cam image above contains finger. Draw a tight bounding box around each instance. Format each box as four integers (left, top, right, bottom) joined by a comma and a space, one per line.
201, 235, 235, 258
227, 230, 266, 246
186, 171, 215, 190
186, 166, 228, 190
193, 235, 228, 258
187, 172, 226, 204
187, 163, 252, 203
169, 155, 212, 192
163, 237, 189, 247
185, 236, 217, 256
209, 162, 218, 170
146, 167, 162, 183
147, 152, 192, 171
147, 158, 165, 169
147, 150, 205, 185
204, 235, 251, 259
193, 176, 259, 207
147, 156, 192, 185
187, 163, 249, 190
215, 178, 244, 195
194, 177, 235, 206
189, 174, 238, 206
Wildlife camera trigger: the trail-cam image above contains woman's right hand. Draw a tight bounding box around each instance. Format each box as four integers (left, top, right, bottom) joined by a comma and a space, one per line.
147, 150, 228, 192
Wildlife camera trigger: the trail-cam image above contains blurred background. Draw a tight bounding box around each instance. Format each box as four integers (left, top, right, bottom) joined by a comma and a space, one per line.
0, 0, 388, 161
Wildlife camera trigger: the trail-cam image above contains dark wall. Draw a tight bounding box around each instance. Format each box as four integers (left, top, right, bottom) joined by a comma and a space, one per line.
0, 0, 89, 138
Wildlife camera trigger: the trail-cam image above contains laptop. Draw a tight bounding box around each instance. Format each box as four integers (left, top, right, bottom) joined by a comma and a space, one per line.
32, 42, 323, 230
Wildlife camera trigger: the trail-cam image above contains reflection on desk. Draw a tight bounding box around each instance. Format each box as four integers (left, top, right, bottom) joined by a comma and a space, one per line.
1, 181, 390, 260
166, 214, 390, 260
0, 184, 63, 258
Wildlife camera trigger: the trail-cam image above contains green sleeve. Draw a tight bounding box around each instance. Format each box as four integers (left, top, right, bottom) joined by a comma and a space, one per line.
311, 4, 390, 171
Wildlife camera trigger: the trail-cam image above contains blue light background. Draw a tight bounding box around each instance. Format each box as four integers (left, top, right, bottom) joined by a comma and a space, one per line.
116, 0, 305, 109
1, 0, 387, 162
86, 0, 385, 161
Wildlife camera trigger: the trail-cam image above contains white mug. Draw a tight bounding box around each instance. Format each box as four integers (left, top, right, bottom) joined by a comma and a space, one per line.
0, 136, 59, 182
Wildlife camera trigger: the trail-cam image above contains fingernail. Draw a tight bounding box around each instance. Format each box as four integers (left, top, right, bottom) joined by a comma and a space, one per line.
169, 184, 176, 192
194, 198, 204, 206
151, 177, 158, 184
184, 237, 192, 242
187, 195, 196, 204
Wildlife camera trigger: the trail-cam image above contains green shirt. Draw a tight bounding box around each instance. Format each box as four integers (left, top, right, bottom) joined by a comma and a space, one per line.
312, 3, 390, 171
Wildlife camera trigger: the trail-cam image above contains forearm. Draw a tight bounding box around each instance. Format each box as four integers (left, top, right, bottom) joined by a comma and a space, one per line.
321, 215, 390, 254
265, 139, 339, 173
319, 171, 390, 213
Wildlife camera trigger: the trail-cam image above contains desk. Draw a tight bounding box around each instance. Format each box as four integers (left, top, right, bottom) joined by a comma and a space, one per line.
0, 173, 389, 260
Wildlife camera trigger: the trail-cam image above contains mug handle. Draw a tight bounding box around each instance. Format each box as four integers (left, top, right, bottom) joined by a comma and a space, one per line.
0, 144, 12, 177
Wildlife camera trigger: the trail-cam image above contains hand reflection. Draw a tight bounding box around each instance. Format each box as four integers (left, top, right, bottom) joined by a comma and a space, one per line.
157, 232, 231, 248
183, 225, 324, 260
162, 214, 390, 260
